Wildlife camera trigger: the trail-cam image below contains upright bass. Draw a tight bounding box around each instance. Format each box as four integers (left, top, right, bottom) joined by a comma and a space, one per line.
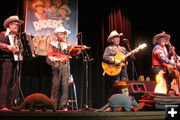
166, 37, 180, 93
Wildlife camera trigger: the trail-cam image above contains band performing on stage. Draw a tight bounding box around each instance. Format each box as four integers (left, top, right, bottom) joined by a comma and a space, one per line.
1, 2, 180, 119
1, 15, 180, 112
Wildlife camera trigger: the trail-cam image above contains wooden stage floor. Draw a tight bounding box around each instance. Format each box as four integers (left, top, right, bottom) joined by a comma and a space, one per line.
0, 110, 165, 120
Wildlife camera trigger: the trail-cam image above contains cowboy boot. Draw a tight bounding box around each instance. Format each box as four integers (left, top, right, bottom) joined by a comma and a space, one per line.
132, 102, 145, 112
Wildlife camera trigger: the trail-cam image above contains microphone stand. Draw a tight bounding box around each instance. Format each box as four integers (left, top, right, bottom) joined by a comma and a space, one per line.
77, 33, 93, 109
124, 40, 138, 81
12, 32, 24, 106
17, 32, 24, 100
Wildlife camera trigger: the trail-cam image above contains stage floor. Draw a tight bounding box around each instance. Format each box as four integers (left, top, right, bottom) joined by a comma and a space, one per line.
0, 110, 165, 120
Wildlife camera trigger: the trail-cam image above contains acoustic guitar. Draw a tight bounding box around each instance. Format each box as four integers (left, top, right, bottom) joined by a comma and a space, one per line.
102, 43, 147, 76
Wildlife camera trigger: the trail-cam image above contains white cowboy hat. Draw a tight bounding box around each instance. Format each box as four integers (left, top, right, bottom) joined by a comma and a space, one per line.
107, 30, 123, 42
3, 15, 24, 29
152, 31, 170, 45
54, 27, 70, 35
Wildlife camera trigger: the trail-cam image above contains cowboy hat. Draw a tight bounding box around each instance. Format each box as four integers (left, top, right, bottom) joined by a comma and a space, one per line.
32, 0, 44, 9
3, 15, 24, 29
152, 31, 170, 45
60, 5, 71, 15
54, 27, 70, 35
107, 30, 123, 42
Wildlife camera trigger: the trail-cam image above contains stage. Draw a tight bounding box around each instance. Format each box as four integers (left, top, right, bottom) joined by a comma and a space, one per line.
0, 110, 165, 120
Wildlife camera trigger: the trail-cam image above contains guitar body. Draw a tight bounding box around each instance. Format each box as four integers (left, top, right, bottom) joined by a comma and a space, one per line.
102, 52, 128, 76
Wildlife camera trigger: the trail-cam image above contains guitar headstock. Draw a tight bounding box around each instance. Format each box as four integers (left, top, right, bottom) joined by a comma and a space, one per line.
138, 43, 147, 49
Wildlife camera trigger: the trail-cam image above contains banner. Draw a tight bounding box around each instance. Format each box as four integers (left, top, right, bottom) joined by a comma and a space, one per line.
25, 0, 78, 55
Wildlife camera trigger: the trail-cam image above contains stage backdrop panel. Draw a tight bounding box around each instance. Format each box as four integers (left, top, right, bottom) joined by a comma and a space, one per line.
25, 0, 78, 55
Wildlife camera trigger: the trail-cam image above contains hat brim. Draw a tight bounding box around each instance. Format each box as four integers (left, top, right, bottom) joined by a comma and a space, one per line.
107, 33, 123, 42
3, 18, 24, 29
152, 33, 170, 45
53, 31, 67, 36
115, 81, 131, 87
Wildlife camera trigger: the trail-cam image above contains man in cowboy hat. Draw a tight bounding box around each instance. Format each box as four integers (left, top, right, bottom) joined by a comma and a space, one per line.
103, 30, 129, 80
59, 5, 71, 21
46, 26, 70, 110
46, 26, 81, 110
0, 15, 24, 109
103, 30, 132, 102
32, 0, 46, 20
151, 31, 180, 93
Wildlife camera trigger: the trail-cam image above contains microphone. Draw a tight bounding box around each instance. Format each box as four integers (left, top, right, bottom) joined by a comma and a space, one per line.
123, 38, 129, 42
75, 32, 82, 38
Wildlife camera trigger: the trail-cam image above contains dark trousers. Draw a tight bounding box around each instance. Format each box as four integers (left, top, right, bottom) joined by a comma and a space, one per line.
105, 66, 129, 101
0, 60, 21, 108
111, 66, 129, 83
50, 62, 70, 109
0, 61, 13, 107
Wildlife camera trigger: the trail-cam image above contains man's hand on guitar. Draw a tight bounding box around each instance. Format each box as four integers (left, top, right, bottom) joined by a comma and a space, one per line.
114, 59, 121, 65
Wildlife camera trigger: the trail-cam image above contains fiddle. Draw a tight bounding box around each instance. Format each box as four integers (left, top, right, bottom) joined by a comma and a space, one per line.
70, 45, 90, 50
69, 45, 90, 56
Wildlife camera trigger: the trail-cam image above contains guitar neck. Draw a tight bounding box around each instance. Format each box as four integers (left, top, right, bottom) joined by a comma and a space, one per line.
124, 47, 139, 59
124, 43, 147, 59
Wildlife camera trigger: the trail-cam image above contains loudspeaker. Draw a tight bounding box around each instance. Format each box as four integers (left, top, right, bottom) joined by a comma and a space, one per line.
126, 81, 156, 101
127, 81, 156, 93
109, 81, 156, 101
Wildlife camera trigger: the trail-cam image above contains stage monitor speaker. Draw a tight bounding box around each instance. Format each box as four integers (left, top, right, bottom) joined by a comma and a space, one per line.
127, 81, 156, 94
126, 81, 156, 101
109, 81, 156, 100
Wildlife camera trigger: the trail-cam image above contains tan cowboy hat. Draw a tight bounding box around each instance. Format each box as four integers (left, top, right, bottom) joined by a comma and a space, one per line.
152, 31, 170, 45
107, 30, 123, 42
3, 15, 24, 29
115, 81, 131, 87
60, 5, 71, 15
